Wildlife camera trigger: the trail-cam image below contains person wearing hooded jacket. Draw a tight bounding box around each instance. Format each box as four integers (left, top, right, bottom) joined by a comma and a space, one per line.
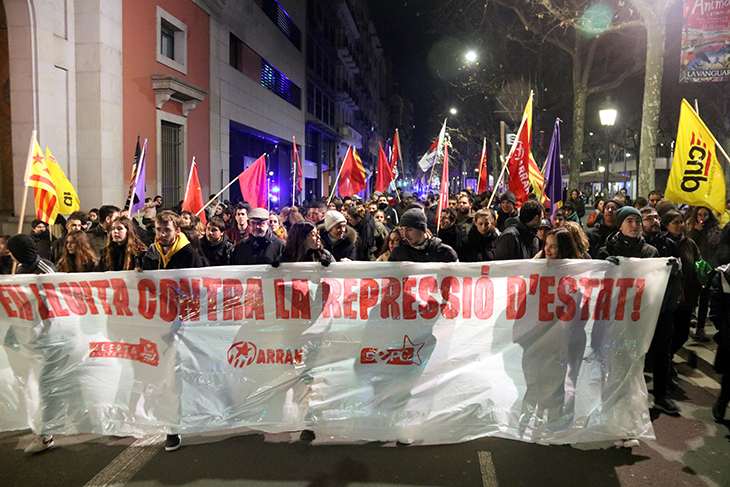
586, 199, 623, 258
230, 208, 285, 265
494, 199, 543, 260
29, 219, 54, 262
319, 211, 357, 261
142, 211, 203, 271
201, 216, 234, 266
6, 234, 57, 453
389, 208, 458, 263
598, 206, 658, 259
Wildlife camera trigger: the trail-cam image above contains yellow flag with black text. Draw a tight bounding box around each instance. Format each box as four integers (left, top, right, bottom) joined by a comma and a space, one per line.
666, 99, 725, 214
46, 147, 80, 214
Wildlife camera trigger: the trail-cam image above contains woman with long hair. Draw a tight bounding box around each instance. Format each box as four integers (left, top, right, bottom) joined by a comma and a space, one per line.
541, 227, 583, 259
377, 229, 403, 261
560, 221, 591, 258
688, 205, 721, 341
587, 198, 605, 228
269, 212, 287, 241
100, 216, 147, 271
181, 211, 205, 238
57, 230, 99, 272
281, 221, 333, 265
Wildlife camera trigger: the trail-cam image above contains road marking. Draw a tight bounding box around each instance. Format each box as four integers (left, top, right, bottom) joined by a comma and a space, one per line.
478, 450, 498, 487
83, 434, 164, 487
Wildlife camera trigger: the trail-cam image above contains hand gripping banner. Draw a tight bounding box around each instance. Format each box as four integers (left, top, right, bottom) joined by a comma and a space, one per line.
0, 259, 670, 445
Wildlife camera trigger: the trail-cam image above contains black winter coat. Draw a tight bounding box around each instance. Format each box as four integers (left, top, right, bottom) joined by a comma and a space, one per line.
463, 225, 498, 262
496, 209, 518, 233
353, 212, 376, 261
598, 232, 658, 259
142, 243, 203, 270
494, 218, 540, 260
388, 236, 458, 263
586, 221, 618, 258
99, 242, 145, 271
230, 229, 285, 265
437, 225, 467, 259
201, 235, 234, 266
709, 267, 730, 374
319, 226, 357, 262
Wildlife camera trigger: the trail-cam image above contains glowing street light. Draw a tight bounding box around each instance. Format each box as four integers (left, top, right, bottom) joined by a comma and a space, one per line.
450, 107, 458, 115
599, 98, 617, 196
465, 50, 477, 63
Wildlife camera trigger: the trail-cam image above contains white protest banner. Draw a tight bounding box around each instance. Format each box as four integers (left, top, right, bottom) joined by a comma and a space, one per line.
0, 259, 670, 445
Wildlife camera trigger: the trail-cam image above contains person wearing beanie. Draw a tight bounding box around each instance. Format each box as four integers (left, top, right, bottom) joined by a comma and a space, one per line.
495, 199, 543, 260
319, 210, 357, 261
496, 191, 518, 232
230, 208, 285, 266
389, 208, 458, 263
6, 233, 56, 453
598, 206, 657, 259
586, 198, 623, 258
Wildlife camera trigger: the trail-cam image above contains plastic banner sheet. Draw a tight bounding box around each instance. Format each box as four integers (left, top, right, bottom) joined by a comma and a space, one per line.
0, 259, 670, 445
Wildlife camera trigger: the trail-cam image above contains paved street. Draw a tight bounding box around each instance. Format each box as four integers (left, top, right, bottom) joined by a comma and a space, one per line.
2, 353, 728, 487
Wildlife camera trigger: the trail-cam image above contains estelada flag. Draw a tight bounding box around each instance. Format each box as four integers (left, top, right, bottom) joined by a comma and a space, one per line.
339, 146, 367, 197
374, 142, 394, 193
507, 92, 544, 205
238, 154, 268, 209
182, 157, 206, 226
45, 147, 80, 214
28, 139, 58, 225
666, 99, 725, 214
477, 138, 488, 194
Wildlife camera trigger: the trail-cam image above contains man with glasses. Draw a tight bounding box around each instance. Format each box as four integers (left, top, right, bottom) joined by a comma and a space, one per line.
230, 208, 284, 265
586, 199, 622, 258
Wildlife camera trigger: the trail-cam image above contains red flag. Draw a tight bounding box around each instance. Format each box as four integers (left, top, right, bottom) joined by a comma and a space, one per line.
338, 146, 367, 197
477, 138, 488, 194
389, 129, 402, 176
508, 93, 536, 206
182, 158, 207, 225
293, 137, 303, 191
374, 142, 394, 193
238, 154, 268, 209
437, 144, 449, 229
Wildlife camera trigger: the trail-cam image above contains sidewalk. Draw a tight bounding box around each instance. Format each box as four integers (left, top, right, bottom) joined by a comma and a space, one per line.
677, 321, 720, 383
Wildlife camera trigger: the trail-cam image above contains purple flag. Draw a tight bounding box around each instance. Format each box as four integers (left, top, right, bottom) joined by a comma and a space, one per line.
543, 119, 563, 216
130, 139, 147, 215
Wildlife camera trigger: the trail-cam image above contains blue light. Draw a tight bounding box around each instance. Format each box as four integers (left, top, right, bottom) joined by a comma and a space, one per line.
272, 186, 280, 193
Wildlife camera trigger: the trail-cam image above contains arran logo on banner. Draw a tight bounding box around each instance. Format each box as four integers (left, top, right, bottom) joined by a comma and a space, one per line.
227, 341, 304, 368
89, 339, 159, 366
360, 335, 425, 365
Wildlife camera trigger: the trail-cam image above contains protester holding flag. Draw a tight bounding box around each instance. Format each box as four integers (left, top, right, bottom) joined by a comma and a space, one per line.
56, 231, 99, 273
99, 216, 147, 271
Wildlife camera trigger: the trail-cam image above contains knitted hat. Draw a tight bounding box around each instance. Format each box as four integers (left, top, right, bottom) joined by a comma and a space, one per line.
604, 199, 624, 211
324, 210, 346, 231
616, 206, 641, 228
31, 219, 45, 229
400, 208, 428, 232
500, 191, 517, 205
7, 234, 38, 266
248, 208, 269, 220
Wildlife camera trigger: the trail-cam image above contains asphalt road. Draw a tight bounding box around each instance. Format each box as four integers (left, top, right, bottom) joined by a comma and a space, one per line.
1, 361, 728, 487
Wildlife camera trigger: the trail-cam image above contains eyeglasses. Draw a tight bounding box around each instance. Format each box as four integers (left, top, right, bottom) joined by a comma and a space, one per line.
642, 215, 659, 221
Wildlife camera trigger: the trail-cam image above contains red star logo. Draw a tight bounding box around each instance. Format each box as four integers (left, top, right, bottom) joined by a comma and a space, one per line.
402, 335, 425, 366
32, 153, 44, 165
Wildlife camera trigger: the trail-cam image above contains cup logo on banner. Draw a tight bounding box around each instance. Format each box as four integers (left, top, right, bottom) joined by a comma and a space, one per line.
360, 335, 425, 365
89, 339, 159, 366
227, 341, 304, 367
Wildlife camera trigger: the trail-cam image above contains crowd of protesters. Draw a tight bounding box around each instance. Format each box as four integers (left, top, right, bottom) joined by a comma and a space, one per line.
1, 186, 728, 452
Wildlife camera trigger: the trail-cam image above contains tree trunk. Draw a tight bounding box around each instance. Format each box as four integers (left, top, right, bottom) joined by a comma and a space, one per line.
637, 10, 668, 198
569, 49, 588, 194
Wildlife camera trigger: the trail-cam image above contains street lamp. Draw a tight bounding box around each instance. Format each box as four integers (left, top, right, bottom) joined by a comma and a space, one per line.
465, 50, 477, 63
450, 107, 458, 115
599, 99, 617, 198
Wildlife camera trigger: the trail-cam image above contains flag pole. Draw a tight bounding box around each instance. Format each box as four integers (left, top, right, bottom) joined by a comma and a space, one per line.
196, 153, 268, 216
183, 156, 196, 203
327, 151, 348, 206
292, 137, 297, 206
12, 130, 37, 275
476, 138, 486, 191
486, 128, 523, 210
